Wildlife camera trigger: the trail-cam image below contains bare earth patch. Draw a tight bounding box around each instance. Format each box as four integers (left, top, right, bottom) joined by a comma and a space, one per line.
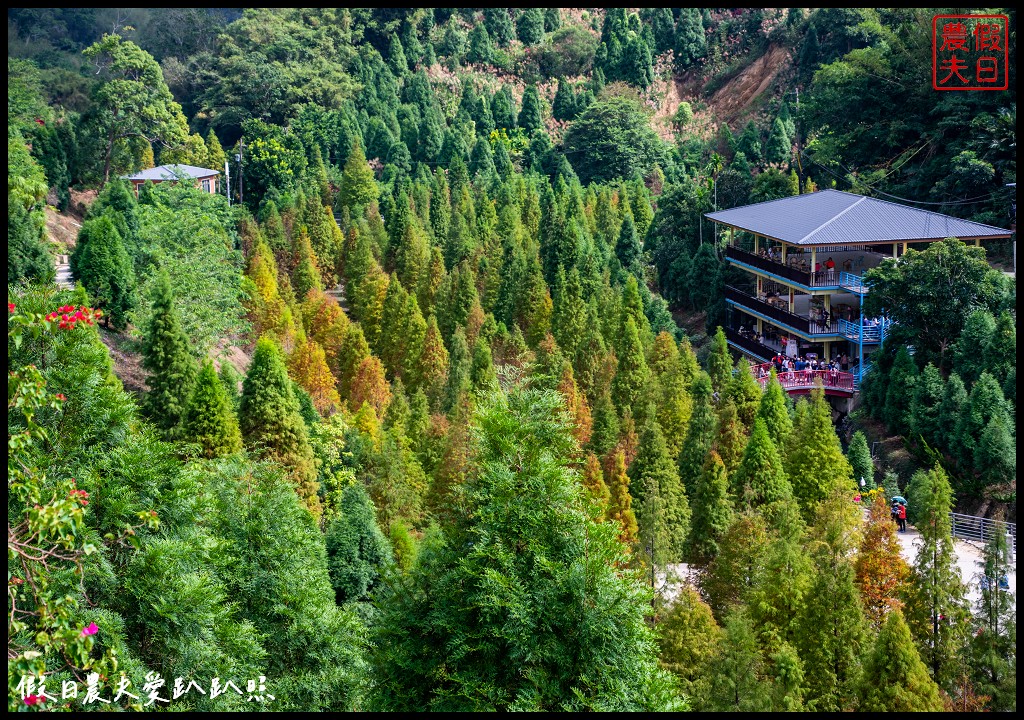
708, 44, 791, 121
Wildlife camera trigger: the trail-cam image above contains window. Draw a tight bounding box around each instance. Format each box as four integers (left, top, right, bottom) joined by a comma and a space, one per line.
201, 179, 212, 193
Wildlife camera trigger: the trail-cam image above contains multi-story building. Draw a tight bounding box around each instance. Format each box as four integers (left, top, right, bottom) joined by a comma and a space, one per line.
705, 189, 1012, 401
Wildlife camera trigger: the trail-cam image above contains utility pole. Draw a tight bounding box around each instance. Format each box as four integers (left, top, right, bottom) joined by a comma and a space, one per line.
224, 160, 231, 207
236, 139, 245, 207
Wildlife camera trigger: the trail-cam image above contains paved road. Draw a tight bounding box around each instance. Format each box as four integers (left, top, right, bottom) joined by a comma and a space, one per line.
896, 524, 1016, 610
655, 521, 1016, 611
55, 254, 74, 290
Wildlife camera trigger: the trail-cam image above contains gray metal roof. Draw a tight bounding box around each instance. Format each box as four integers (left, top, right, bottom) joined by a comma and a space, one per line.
122, 164, 221, 181
705, 189, 1012, 245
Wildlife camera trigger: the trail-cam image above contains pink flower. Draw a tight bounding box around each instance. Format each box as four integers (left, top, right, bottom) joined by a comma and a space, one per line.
80, 622, 99, 637
24, 695, 44, 705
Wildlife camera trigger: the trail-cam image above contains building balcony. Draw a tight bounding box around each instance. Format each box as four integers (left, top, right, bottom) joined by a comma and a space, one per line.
724, 286, 841, 337
725, 245, 885, 290
748, 361, 857, 397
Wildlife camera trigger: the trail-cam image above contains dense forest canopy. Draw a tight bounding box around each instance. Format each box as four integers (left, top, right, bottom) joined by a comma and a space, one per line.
8, 7, 1016, 712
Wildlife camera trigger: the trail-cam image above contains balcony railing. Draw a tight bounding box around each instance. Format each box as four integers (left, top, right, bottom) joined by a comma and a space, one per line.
838, 318, 890, 344
725, 246, 855, 288
725, 286, 840, 336
749, 363, 856, 394
723, 327, 773, 361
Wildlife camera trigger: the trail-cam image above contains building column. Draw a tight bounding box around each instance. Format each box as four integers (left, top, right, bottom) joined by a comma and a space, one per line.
754, 234, 760, 253
824, 340, 831, 361
789, 287, 795, 313
974, 238, 980, 247
892, 243, 899, 258
902, 242, 908, 255
730, 227, 735, 246
781, 243, 787, 264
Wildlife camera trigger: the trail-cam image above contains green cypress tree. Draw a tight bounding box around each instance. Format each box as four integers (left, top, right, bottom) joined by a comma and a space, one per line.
937, 371, 968, 450
686, 450, 733, 564
765, 117, 791, 166
631, 418, 691, 565
443, 326, 471, 413
846, 430, 873, 489
733, 418, 792, 508
706, 327, 733, 397
466, 24, 492, 64
368, 384, 684, 711
518, 86, 543, 133
883, 347, 917, 436
339, 142, 379, 216
755, 372, 792, 447
325, 483, 393, 604
516, 8, 546, 45
183, 360, 242, 458
141, 269, 197, 437
71, 214, 136, 329
588, 390, 620, 457
909, 362, 945, 448
712, 400, 746, 479
725, 357, 761, 429
784, 385, 854, 517
292, 227, 323, 300
240, 337, 321, 518
951, 308, 995, 385
974, 408, 1015, 488
483, 8, 515, 47
675, 8, 707, 69
615, 213, 642, 274
470, 335, 497, 393
612, 316, 650, 415
678, 371, 717, 494
706, 607, 773, 711
903, 464, 971, 693
953, 371, 1007, 472
983, 310, 1015, 389
969, 515, 1016, 710
219, 360, 243, 412
858, 609, 944, 711
795, 559, 867, 711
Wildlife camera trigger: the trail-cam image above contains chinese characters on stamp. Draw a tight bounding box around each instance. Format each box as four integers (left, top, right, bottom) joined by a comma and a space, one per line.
933, 14, 1009, 91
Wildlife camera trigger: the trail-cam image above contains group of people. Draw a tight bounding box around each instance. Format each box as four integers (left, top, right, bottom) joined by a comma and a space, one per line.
768, 353, 844, 382
891, 499, 907, 532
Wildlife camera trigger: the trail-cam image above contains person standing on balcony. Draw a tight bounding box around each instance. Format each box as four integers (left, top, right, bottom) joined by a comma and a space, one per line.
825, 256, 836, 281
840, 353, 849, 372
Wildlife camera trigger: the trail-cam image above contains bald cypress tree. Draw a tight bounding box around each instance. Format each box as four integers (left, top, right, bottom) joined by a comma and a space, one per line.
606, 450, 639, 546
858, 610, 944, 711
631, 418, 690, 565
612, 316, 650, 415
678, 372, 717, 494
582, 452, 611, 519
706, 327, 732, 397
784, 385, 854, 517
733, 418, 791, 509
240, 337, 321, 518
725, 357, 761, 429
686, 451, 733, 565
182, 360, 243, 458
755, 372, 792, 447
142, 270, 197, 438
847, 431, 873, 490
903, 464, 970, 694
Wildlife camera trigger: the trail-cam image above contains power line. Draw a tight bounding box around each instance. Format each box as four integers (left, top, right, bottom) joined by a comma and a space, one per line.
800, 150, 1006, 206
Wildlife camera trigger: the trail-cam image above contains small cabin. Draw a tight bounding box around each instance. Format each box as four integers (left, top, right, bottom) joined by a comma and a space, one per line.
122, 164, 221, 197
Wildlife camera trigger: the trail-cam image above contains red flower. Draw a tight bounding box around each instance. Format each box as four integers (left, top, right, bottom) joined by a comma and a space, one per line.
56, 393, 67, 402
7, 302, 14, 313
24, 695, 45, 705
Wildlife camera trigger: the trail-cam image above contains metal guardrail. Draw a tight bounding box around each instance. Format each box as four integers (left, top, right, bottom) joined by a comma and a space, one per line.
949, 512, 1016, 554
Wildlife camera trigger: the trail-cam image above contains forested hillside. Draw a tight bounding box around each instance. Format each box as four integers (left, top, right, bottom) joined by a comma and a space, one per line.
8, 8, 1015, 712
